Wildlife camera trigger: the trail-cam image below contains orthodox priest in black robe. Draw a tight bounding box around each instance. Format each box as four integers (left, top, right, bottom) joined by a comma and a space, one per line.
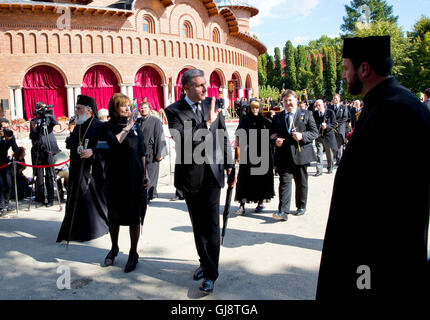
57, 95, 108, 243
136, 101, 168, 201
316, 36, 430, 301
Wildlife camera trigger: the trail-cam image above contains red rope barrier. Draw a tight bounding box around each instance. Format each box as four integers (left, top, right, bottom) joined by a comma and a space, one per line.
17, 159, 70, 168
0, 163, 10, 169
53, 128, 67, 133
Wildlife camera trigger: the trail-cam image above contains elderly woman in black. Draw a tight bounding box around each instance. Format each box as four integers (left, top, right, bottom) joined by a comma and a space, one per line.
103, 93, 150, 273
234, 100, 275, 215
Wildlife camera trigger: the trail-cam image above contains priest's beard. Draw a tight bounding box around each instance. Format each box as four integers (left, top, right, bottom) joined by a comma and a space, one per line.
347, 72, 363, 96
76, 113, 90, 125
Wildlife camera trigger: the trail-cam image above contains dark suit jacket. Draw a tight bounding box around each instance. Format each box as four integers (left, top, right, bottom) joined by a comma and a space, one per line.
423, 100, 430, 113
165, 97, 233, 193
328, 103, 349, 142
313, 108, 338, 152
271, 109, 318, 168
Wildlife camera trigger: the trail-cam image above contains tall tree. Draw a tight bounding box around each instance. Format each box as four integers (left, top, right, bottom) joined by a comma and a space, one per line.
323, 47, 337, 99
258, 53, 268, 87
310, 52, 324, 99
334, 44, 343, 94
266, 54, 275, 88
341, 0, 399, 35
403, 16, 430, 94
283, 40, 297, 90
295, 45, 312, 90
274, 47, 283, 90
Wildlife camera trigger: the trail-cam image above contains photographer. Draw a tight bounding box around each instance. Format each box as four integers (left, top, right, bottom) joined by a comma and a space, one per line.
0, 118, 19, 216
29, 102, 60, 207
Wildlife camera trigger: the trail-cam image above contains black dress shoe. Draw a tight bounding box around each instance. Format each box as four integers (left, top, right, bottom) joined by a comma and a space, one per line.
104, 247, 119, 266
314, 172, 323, 177
193, 266, 204, 280
124, 252, 139, 273
199, 279, 214, 294
327, 168, 333, 174
254, 205, 264, 213
293, 208, 306, 216
272, 212, 288, 221
170, 195, 185, 201
46, 201, 54, 207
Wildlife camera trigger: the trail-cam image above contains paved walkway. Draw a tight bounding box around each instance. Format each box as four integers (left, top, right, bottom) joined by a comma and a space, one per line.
0, 126, 335, 300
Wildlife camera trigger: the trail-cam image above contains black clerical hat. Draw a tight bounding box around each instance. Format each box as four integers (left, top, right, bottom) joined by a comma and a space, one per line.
76, 95, 98, 118
343, 36, 391, 60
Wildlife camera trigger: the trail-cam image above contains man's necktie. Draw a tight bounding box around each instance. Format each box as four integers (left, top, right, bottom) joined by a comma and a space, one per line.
194, 102, 204, 123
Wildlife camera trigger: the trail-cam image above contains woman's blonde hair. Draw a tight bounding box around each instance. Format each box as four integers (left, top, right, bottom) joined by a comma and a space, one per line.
108, 93, 131, 118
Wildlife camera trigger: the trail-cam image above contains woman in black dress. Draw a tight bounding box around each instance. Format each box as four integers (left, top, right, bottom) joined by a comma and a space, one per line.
234, 100, 275, 215
103, 93, 150, 273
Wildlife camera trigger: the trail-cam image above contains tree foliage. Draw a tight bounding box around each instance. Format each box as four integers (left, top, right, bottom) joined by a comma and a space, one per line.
341, 0, 398, 35
283, 40, 297, 90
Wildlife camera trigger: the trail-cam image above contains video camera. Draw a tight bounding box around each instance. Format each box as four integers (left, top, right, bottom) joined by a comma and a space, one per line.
34, 102, 54, 120
2, 127, 13, 138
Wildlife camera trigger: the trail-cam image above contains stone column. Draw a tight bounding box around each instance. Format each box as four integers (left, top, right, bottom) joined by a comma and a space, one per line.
248, 88, 253, 99
66, 86, 75, 118
120, 84, 127, 95
238, 87, 244, 99
8, 87, 16, 120
222, 87, 229, 109
163, 84, 169, 107
14, 87, 24, 119
126, 84, 134, 100
73, 86, 81, 106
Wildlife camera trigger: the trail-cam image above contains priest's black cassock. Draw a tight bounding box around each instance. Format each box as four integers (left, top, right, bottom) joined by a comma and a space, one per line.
136, 114, 168, 200
56, 116, 108, 242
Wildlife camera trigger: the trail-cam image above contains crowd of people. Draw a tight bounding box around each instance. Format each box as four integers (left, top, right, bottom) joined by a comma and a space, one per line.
1, 35, 429, 299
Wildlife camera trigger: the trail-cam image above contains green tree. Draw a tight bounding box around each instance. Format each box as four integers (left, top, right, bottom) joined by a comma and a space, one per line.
295, 45, 312, 90
274, 47, 283, 90
266, 54, 275, 88
310, 52, 324, 99
341, 0, 399, 35
323, 47, 337, 98
283, 40, 297, 90
334, 44, 343, 93
258, 53, 268, 87
403, 16, 430, 94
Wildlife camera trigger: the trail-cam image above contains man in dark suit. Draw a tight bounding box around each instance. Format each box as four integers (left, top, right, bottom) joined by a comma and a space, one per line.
312, 100, 338, 176
328, 94, 349, 165
317, 36, 430, 300
423, 88, 430, 112
165, 69, 234, 294
270, 89, 318, 221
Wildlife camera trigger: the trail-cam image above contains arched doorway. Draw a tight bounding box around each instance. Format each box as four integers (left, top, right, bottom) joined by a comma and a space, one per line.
134, 66, 163, 111
81, 65, 120, 110
229, 72, 241, 107
207, 71, 222, 99
22, 65, 67, 119
175, 68, 191, 101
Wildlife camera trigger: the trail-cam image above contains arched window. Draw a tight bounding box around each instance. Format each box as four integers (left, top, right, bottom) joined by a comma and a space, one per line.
143, 16, 155, 34
182, 21, 193, 38
212, 28, 220, 43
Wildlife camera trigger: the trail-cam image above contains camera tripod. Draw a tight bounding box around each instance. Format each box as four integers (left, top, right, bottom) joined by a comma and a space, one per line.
27, 119, 62, 211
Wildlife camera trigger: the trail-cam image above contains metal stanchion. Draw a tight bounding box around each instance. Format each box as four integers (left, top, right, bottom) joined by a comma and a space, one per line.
12, 159, 19, 215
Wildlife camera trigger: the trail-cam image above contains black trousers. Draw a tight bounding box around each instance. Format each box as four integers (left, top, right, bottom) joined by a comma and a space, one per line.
183, 165, 221, 282
0, 166, 12, 209
32, 151, 55, 203
278, 163, 309, 213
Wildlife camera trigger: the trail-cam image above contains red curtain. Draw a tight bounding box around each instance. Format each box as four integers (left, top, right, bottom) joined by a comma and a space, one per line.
207, 71, 221, 99
134, 66, 163, 111
81, 65, 120, 110
22, 65, 67, 119
174, 68, 189, 101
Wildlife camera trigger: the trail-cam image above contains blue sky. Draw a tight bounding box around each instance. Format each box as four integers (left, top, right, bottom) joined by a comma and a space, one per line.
247, 0, 430, 55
